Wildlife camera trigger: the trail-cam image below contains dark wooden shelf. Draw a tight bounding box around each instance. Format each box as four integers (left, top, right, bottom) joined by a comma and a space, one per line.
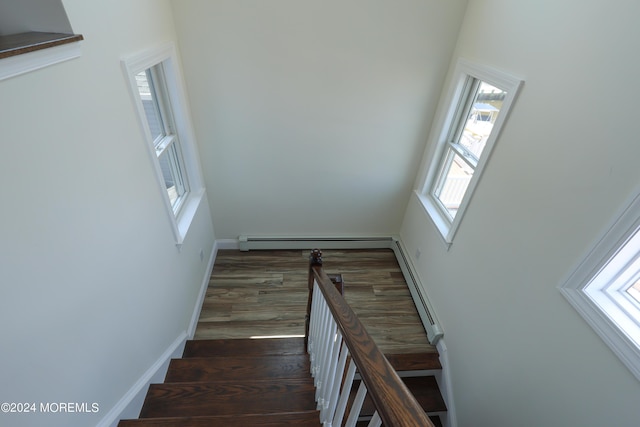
0, 31, 83, 60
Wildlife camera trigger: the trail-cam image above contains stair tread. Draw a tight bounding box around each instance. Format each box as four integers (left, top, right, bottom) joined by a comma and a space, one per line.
166, 354, 310, 382
119, 411, 321, 427
353, 376, 447, 416
140, 379, 317, 418
384, 352, 442, 371
403, 376, 447, 412
183, 337, 306, 357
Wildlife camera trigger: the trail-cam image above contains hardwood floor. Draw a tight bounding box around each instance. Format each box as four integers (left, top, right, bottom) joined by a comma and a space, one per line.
122, 250, 443, 426
194, 249, 436, 355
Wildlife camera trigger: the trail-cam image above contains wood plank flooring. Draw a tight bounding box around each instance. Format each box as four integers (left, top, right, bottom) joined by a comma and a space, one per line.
194, 249, 436, 355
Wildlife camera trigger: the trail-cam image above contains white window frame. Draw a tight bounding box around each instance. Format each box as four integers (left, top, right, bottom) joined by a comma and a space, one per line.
137, 63, 190, 214
559, 189, 640, 382
416, 59, 523, 247
122, 43, 205, 248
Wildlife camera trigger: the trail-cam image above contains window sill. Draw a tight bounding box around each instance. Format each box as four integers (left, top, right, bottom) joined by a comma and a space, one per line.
173, 188, 205, 250
0, 32, 83, 81
414, 190, 453, 250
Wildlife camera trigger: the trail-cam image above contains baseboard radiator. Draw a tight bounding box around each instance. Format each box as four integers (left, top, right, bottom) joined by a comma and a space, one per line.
390, 239, 444, 345
237, 235, 444, 344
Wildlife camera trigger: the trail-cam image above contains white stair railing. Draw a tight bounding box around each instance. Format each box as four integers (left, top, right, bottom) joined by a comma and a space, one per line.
305, 249, 434, 427
309, 279, 363, 426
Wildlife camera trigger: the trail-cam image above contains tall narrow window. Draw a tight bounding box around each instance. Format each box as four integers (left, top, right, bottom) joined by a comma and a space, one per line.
432, 80, 505, 219
134, 65, 189, 213
417, 59, 523, 246
122, 43, 205, 247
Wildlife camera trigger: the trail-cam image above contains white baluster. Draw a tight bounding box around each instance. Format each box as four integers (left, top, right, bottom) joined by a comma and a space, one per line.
317, 316, 337, 404
320, 329, 343, 425
308, 282, 319, 369
309, 286, 317, 374
314, 295, 330, 386
333, 358, 356, 427
345, 381, 368, 427
322, 339, 348, 426
309, 282, 323, 376
314, 297, 330, 393
367, 412, 382, 427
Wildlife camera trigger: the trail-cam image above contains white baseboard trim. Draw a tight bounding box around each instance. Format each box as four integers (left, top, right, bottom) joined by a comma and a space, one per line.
435, 339, 457, 427
187, 241, 218, 338
99, 240, 219, 426
237, 235, 395, 251
215, 238, 240, 250
97, 331, 187, 427
390, 239, 443, 345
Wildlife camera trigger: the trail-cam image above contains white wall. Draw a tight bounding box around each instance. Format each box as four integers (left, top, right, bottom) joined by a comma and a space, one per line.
0, 1, 215, 426
0, 0, 73, 35
401, 1, 640, 426
170, 0, 468, 239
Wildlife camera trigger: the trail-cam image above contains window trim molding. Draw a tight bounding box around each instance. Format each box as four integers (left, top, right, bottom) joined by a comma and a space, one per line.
559, 188, 640, 382
417, 59, 523, 247
122, 43, 205, 248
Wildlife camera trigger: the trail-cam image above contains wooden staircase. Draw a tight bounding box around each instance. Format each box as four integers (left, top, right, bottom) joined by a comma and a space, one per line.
119, 249, 448, 426
358, 352, 447, 427
119, 337, 447, 426
118, 337, 320, 426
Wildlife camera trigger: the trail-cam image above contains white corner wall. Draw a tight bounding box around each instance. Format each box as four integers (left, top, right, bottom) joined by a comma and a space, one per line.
0, 0, 73, 35
0, 1, 215, 426
170, 0, 468, 239
401, 1, 640, 426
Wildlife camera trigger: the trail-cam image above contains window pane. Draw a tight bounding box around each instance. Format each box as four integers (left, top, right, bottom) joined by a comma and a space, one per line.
628, 279, 640, 305
457, 82, 506, 160
136, 70, 164, 143
158, 151, 177, 207
158, 143, 187, 210
434, 152, 473, 219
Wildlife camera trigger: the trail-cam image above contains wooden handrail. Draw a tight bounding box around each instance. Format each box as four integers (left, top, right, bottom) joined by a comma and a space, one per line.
309, 252, 435, 427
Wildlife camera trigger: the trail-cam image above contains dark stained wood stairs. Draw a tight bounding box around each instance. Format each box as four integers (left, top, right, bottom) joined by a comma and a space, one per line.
118, 337, 320, 426
354, 351, 447, 427
119, 336, 447, 426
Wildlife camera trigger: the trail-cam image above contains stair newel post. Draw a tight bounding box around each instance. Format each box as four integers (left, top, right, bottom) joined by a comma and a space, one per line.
306, 249, 323, 352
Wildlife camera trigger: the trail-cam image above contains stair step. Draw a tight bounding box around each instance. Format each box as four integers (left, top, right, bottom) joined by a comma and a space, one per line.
119, 411, 321, 427
352, 376, 447, 416
384, 352, 442, 371
139, 378, 317, 418
165, 354, 310, 382
183, 337, 306, 357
